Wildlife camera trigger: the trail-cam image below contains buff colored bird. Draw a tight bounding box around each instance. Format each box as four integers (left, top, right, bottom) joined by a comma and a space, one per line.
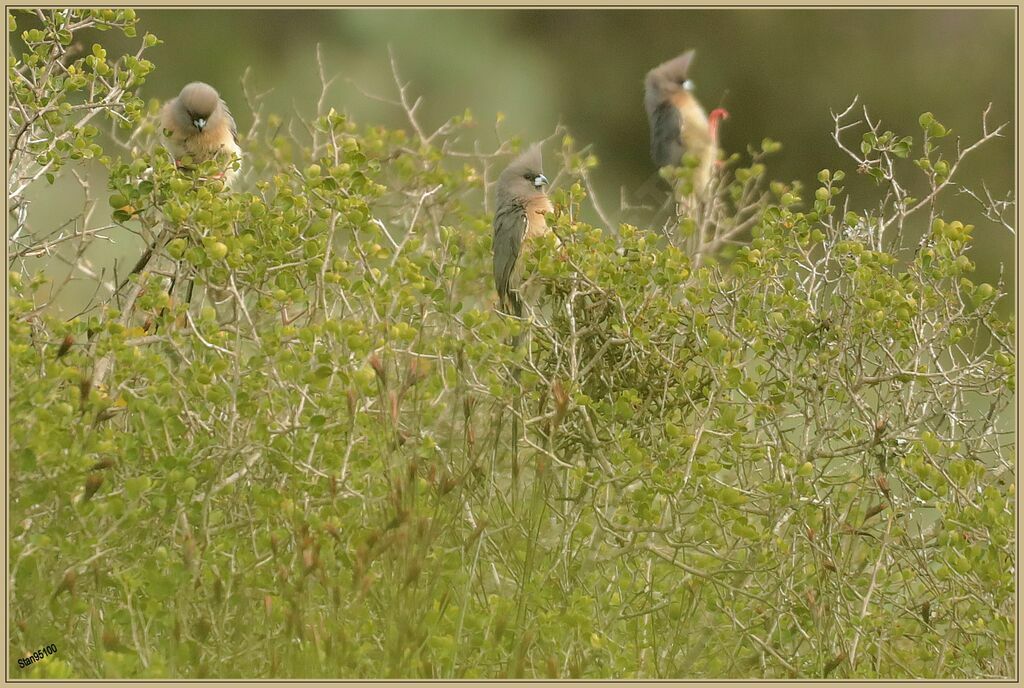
161, 81, 242, 186
492, 143, 554, 319
644, 49, 728, 197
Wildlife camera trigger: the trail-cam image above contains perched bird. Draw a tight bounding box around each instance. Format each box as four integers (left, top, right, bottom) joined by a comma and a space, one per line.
492, 144, 554, 319
161, 81, 241, 186
644, 49, 728, 196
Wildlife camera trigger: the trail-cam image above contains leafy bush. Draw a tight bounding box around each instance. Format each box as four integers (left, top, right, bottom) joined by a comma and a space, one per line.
8, 10, 1015, 679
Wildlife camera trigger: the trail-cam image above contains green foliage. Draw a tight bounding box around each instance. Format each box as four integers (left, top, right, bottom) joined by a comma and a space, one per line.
8, 9, 155, 189
8, 11, 1015, 680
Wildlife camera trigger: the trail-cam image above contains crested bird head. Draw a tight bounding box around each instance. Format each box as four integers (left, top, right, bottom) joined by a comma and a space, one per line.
496, 143, 548, 206
644, 49, 698, 111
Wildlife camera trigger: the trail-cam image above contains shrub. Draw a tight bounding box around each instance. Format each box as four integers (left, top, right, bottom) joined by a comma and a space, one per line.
8, 10, 1015, 679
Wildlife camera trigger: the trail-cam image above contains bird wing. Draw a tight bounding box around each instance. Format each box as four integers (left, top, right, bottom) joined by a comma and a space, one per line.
221, 100, 240, 146
492, 202, 527, 316
159, 98, 188, 158
649, 100, 684, 168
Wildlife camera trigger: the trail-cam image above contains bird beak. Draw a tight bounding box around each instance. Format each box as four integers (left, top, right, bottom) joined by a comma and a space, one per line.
534, 174, 548, 188
193, 118, 206, 132
682, 79, 695, 92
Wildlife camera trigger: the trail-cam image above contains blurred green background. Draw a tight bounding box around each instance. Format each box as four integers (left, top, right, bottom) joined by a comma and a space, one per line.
23, 8, 1019, 295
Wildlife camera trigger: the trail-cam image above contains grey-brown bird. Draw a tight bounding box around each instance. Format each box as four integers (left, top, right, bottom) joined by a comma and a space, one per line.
644, 50, 728, 196
161, 82, 242, 186
492, 144, 554, 319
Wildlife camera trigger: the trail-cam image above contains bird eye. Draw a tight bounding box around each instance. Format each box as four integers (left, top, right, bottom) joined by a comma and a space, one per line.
523, 174, 533, 181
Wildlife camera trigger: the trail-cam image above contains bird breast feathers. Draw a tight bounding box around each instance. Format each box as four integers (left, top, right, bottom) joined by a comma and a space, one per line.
189, 126, 241, 159
162, 99, 240, 162
669, 91, 711, 149
523, 195, 554, 242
